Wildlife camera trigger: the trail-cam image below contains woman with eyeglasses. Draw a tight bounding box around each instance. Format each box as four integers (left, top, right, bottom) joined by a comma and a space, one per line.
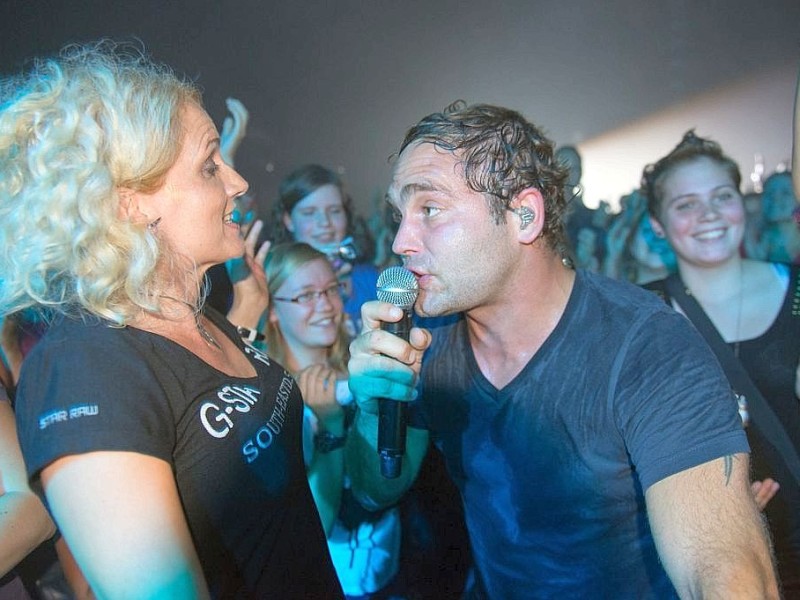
269, 165, 380, 336
642, 130, 800, 594
263, 242, 403, 599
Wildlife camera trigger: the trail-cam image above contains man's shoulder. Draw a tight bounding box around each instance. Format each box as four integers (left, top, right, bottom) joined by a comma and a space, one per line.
575, 269, 672, 317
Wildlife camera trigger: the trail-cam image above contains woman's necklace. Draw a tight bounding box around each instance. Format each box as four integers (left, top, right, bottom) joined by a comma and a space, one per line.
196, 318, 222, 350
733, 262, 744, 359
684, 261, 745, 356
160, 295, 221, 350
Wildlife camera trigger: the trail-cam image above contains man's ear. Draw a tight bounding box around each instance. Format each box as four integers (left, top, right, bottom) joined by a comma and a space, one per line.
510, 187, 545, 244
117, 187, 149, 225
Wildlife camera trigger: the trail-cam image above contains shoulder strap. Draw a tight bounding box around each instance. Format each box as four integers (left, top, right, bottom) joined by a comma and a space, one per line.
664, 274, 800, 485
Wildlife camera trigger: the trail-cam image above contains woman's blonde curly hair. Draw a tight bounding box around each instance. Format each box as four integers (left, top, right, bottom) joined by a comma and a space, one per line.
0, 40, 201, 325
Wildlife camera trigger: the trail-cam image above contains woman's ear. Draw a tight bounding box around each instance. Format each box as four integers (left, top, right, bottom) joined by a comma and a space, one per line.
649, 215, 666, 238
282, 211, 295, 234
117, 187, 149, 225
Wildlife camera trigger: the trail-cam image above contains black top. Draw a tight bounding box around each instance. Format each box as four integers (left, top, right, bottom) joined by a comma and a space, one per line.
15, 308, 343, 598
646, 264, 800, 591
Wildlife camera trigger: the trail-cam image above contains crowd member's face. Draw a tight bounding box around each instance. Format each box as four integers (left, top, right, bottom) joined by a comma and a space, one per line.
387, 142, 519, 317
762, 174, 796, 223
136, 102, 248, 272
654, 157, 744, 268
283, 184, 349, 251
270, 258, 343, 351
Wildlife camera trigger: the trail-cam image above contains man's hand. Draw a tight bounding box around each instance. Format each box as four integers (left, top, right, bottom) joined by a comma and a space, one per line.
348, 300, 432, 416
345, 300, 431, 510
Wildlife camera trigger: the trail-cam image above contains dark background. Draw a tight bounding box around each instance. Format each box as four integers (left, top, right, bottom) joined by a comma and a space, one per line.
2, 0, 798, 216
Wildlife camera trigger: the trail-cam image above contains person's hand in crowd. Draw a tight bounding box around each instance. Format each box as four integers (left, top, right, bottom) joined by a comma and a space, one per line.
602, 213, 633, 282
347, 300, 431, 416
296, 364, 344, 431
750, 478, 780, 511
220, 97, 249, 168
226, 215, 271, 332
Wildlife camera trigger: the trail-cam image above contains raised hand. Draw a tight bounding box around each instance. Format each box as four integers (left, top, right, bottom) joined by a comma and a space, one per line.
226, 219, 271, 331
220, 98, 249, 168
296, 364, 344, 428
347, 300, 431, 416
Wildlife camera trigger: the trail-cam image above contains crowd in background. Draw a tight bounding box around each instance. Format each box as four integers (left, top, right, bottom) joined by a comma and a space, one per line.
212, 103, 800, 599
561, 145, 799, 283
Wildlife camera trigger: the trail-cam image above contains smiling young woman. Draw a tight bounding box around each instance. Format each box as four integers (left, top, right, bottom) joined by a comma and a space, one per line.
643, 131, 800, 594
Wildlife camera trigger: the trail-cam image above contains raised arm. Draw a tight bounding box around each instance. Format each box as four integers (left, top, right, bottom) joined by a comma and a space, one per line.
646, 453, 779, 599
42, 451, 211, 599
226, 219, 271, 331
219, 97, 249, 168
345, 300, 431, 510
296, 364, 346, 536
0, 389, 56, 577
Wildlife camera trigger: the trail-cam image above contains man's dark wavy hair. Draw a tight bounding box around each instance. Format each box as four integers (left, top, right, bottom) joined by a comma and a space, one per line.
397, 101, 569, 251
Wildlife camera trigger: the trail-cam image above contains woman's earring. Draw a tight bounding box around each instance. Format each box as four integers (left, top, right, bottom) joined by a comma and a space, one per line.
148, 217, 162, 230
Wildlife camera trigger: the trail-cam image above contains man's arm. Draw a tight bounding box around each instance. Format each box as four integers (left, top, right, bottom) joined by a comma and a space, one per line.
345, 300, 431, 510
346, 410, 428, 510
646, 453, 779, 599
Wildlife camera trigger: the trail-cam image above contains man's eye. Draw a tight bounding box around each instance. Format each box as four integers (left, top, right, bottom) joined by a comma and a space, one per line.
295, 292, 314, 303
423, 206, 440, 218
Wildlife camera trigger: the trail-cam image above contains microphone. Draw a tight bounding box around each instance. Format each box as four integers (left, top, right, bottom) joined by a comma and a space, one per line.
375, 266, 419, 479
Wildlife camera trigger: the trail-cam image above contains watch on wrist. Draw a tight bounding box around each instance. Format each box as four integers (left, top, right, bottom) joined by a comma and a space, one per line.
314, 430, 347, 454
237, 326, 265, 343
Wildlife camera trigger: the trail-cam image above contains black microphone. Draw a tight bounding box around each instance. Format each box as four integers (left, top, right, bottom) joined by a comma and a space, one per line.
375, 266, 419, 479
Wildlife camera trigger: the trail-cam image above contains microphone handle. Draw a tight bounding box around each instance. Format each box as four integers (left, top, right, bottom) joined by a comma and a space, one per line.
378, 308, 413, 478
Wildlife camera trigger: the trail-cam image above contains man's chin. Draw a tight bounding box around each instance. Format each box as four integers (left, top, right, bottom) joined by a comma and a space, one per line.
414, 297, 453, 319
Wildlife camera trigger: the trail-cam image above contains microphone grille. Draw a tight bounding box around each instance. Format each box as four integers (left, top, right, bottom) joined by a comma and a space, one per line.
376, 266, 419, 309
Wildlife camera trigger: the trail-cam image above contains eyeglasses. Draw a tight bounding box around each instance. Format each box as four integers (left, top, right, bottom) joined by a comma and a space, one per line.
272, 283, 345, 305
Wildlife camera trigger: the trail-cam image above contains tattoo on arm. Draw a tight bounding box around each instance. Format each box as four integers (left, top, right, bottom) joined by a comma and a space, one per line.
723, 454, 733, 485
